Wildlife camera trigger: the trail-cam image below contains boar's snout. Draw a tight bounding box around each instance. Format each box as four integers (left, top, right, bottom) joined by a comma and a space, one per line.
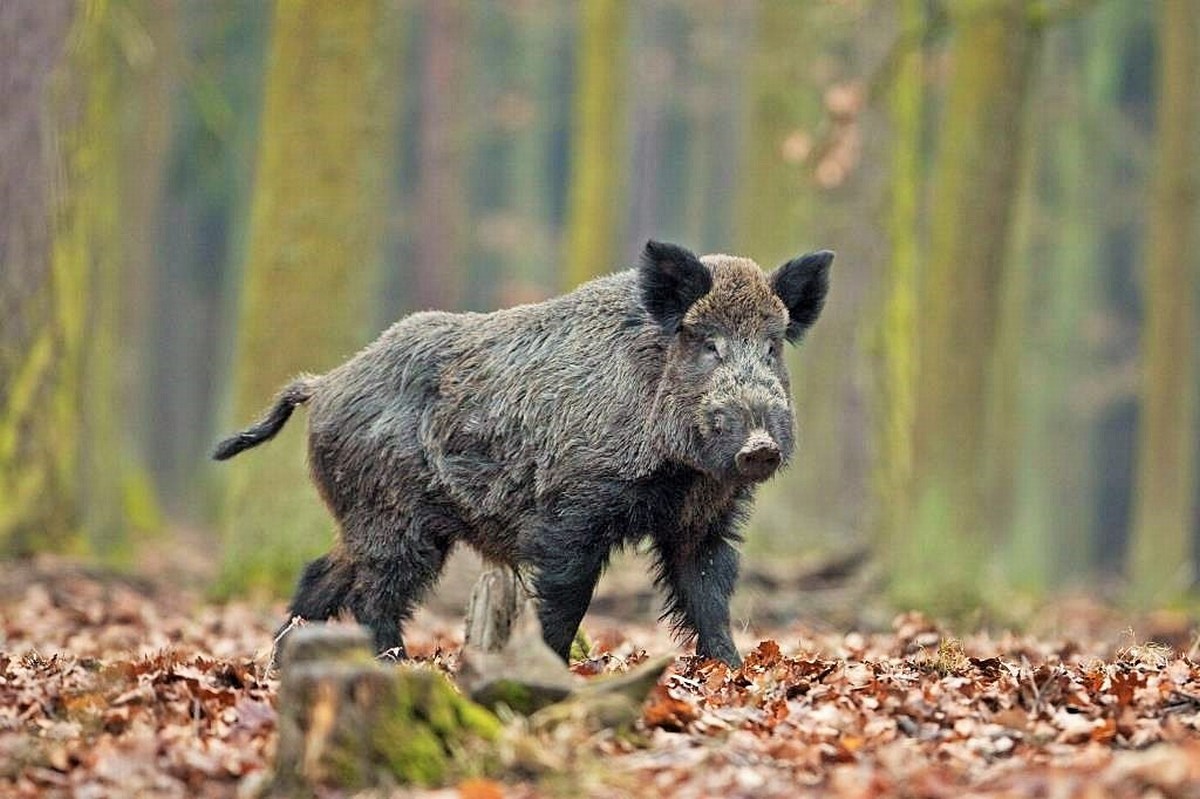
735, 432, 782, 482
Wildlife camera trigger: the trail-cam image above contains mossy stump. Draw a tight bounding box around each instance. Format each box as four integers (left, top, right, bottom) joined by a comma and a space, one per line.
271, 625, 501, 794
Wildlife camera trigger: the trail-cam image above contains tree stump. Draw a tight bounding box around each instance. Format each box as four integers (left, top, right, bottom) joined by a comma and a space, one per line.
463, 565, 526, 652
271, 624, 501, 794
458, 567, 673, 721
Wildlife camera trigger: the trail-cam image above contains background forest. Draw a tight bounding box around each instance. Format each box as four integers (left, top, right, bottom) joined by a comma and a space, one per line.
2, 0, 1198, 622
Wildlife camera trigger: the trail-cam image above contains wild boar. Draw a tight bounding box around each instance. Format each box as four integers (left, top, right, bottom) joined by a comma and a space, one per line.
214, 241, 832, 666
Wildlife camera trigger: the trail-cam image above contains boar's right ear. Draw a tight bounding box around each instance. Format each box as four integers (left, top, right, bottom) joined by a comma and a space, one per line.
770, 250, 833, 342
638, 240, 712, 334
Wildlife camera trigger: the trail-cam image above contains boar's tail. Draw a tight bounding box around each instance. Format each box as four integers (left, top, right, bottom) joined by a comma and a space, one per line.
212, 378, 315, 461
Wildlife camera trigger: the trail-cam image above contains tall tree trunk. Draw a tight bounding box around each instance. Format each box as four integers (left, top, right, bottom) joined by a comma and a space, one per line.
414, 0, 466, 311
0, 1, 75, 554
625, 2, 671, 250
563, 0, 628, 287
152, 5, 268, 519
735, 1, 817, 266
1129, 0, 1199, 603
2, 0, 167, 560
115, 0, 176, 536
220, 0, 398, 595
901, 1, 1038, 609
683, 0, 747, 254
876, 0, 923, 575
72, 0, 127, 556
496, 1, 563, 304
734, 1, 827, 553
1008, 18, 1105, 591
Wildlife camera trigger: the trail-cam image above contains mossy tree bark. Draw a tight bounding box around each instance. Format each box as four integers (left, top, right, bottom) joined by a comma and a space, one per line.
72, 0, 128, 558
901, 1, 1038, 610
563, 0, 628, 288
78, 0, 173, 559
273, 625, 500, 793
875, 0, 923, 573
0, 1, 75, 554
1128, 0, 1198, 604
2, 0, 167, 560
220, 0, 398, 595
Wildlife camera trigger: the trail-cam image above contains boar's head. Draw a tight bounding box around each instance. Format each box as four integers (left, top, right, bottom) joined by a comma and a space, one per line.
639, 240, 832, 483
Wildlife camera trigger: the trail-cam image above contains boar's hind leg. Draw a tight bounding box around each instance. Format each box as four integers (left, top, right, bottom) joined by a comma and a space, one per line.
274, 553, 356, 658
344, 518, 456, 657
285, 553, 354, 624
655, 533, 742, 667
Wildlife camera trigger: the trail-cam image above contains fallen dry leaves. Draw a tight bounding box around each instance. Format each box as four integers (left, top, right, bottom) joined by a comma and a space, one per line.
627, 616, 1200, 798
0, 567, 279, 798
3, 559, 1200, 798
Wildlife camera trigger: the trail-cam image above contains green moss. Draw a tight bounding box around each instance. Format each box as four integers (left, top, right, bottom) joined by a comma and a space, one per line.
569, 627, 592, 662
367, 669, 501, 787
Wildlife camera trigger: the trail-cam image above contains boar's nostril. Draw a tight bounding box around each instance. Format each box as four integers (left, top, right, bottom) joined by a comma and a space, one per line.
735, 438, 781, 480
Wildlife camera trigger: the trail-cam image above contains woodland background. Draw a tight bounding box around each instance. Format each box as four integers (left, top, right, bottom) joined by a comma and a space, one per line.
2, 0, 1198, 621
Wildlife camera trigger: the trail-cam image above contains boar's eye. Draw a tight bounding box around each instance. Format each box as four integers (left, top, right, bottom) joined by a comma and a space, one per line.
703, 339, 723, 360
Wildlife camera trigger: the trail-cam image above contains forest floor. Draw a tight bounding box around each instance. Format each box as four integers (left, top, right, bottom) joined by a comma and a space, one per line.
3, 550, 1200, 798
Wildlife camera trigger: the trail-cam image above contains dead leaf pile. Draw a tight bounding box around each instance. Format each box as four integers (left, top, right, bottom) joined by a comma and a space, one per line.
3, 560, 1200, 798
625, 618, 1200, 797
0, 569, 280, 798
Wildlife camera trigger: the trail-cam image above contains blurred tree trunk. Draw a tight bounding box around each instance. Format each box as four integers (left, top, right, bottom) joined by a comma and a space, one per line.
876, 0, 923, 576
0, 1, 75, 554
116, 0, 176, 534
2, 0, 167, 560
683, 1, 746, 254
563, 0, 628, 287
458, 1, 559, 309
221, 0, 398, 595
625, 3, 671, 250
735, 2, 828, 552
414, 0, 466, 310
71, 0, 129, 557
1129, 0, 1198, 603
503, 1, 562, 302
735, 1, 817, 265
900, 1, 1038, 609
1008, 18, 1108, 591
153, 5, 267, 521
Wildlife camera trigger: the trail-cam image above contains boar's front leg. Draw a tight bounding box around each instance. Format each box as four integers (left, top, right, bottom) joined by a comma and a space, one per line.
655, 531, 742, 667
524, 515, 608, 661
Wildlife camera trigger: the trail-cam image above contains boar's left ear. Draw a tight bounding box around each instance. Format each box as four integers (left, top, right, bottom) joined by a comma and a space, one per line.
639, 240, 713, 334
770, 250, 833, 342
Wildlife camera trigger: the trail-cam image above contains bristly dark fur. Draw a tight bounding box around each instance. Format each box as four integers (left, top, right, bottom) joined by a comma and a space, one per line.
214, 240, 833, 667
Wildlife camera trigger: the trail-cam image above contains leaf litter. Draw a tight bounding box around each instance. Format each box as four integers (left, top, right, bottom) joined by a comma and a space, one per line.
3, 558, 1200, 798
